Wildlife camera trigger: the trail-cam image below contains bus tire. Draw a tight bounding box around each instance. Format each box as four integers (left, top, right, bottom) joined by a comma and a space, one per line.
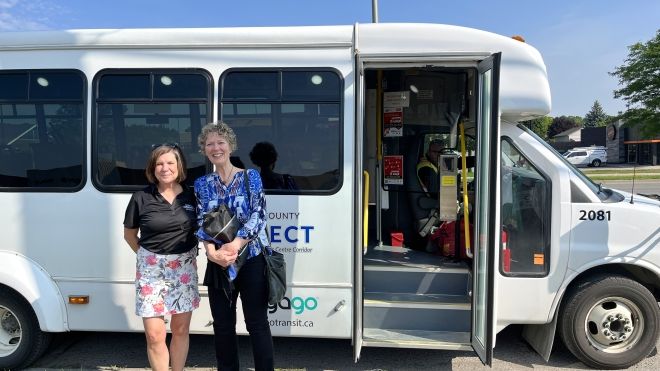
559, 275, 660, 369
0, 289, 51, 369
591, 159, 601, 167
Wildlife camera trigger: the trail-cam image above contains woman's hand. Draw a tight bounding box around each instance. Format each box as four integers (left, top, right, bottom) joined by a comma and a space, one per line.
212, 248, 238, 268
220, 238, 246, 255
204, 241, 238, 268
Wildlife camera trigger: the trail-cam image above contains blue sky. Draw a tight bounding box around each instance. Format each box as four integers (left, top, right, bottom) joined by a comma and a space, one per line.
1, 0, 658, 118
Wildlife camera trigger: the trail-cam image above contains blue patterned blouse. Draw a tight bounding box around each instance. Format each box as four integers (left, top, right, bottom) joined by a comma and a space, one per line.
194, 168, 269, 281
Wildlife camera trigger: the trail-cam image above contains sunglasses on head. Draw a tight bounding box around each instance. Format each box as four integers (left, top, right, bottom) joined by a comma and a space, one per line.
151, 142, 180, 150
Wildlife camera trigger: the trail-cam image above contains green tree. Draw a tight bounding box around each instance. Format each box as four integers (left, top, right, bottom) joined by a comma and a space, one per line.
521, 116, 553, 140
547, 115, 580, 139
567, 115, 584, 127
611, 29, 660, 136
583, 100, 609, 127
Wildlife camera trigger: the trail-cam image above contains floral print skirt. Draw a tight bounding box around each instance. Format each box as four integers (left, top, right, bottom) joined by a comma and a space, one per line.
135, 247, 200, 317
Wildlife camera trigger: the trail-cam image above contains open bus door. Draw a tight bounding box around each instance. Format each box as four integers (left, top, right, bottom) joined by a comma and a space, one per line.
471, 53, 501, 366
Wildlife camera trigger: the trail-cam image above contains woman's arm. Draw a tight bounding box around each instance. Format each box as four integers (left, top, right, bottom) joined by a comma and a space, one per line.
123, 228, 140, 253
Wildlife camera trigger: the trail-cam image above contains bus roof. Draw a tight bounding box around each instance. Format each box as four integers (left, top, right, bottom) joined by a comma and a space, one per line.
0, 23, 550, 120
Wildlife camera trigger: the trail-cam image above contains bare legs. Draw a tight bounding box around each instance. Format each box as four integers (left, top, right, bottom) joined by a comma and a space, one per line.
143, 312, 193, 371
169, 312, 193, 371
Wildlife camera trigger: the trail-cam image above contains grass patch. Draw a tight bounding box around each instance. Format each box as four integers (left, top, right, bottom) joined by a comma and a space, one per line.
588, 174, 660, 181
582, 168, 660, 174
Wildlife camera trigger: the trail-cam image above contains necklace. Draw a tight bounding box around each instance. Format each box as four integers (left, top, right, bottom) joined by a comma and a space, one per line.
220, 164, 234, 185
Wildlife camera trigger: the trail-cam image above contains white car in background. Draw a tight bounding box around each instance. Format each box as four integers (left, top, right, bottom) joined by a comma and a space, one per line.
563, 146, 608, 167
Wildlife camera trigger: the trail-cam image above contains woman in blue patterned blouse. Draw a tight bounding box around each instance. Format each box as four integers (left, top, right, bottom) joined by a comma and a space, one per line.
195, 122, 274, 371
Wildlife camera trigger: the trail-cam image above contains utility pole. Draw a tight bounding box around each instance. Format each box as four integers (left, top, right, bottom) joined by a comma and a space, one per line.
372, 0, 379, 23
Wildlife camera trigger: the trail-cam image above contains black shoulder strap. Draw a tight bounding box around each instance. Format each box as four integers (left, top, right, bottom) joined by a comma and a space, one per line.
244, 169, 251, 207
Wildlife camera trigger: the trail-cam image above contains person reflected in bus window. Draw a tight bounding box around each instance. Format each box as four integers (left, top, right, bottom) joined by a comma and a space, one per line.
123, 143, 200, 371
194, 122, 274, 371
416, 139, 444, 198
249, 141, 297, 190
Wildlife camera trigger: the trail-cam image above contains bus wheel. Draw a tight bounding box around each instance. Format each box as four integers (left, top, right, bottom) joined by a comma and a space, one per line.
0, 290, 51, 369
560, 275, 660, 369
591, 159, 601, 167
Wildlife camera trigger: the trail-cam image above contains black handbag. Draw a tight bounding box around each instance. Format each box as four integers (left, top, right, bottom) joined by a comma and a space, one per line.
244, 169, 287, 305
262, 246, 286, 305
201, 176, 242, 243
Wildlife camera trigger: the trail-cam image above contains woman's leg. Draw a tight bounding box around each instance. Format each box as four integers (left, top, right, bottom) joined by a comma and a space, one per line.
208, 284, 240, 371
169, 311, 193, 371
237, 255, 274, 371
143, 316, 169, 371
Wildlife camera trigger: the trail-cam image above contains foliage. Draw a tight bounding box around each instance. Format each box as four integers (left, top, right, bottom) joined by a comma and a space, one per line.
521, 116, 553, 140
567, 115, 584, 126
611, 29, 660, 137
547, 115, 581, 139
583, 100, 610, 127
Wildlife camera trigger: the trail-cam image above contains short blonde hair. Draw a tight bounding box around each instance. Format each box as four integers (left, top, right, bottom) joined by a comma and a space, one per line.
198, 121, 237, 153
145, 145, 187, 184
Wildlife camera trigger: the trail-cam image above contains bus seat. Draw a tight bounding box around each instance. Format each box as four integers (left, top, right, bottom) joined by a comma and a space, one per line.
405, 135, 437, 225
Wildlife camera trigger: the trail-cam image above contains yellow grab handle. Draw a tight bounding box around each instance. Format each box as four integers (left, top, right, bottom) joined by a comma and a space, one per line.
459, 122, 472, 258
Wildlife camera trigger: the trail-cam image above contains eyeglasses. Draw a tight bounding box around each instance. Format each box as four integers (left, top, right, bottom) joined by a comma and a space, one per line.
151, 142, 180, 151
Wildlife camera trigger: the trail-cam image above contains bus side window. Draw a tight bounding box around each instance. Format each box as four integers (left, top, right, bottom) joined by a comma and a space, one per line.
221, 70, 342, 194
0, 71, 85, 190
94, 71, 211, 190
500, 139, 551, 276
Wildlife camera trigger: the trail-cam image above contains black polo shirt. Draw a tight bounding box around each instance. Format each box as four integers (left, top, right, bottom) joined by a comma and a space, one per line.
124, 185, 198, 255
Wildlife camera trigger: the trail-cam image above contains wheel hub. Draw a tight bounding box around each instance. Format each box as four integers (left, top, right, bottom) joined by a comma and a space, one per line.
0, 306, 22, 356
585, 297, 642, 353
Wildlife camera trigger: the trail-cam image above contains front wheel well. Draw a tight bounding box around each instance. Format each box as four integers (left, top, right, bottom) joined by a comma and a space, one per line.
563, 264, 660, 303
0, 284, 32, 310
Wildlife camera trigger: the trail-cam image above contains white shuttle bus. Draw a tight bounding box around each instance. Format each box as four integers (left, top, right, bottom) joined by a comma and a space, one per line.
1, 24, 659, 369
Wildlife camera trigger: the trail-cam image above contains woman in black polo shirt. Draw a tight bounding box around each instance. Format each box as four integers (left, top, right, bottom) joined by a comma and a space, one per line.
123, 144, 199, 371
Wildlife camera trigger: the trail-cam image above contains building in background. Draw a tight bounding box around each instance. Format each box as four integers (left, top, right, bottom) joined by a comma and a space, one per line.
548, 120, 659, 165
611, 120, 660, 165
550, 126, 605, 154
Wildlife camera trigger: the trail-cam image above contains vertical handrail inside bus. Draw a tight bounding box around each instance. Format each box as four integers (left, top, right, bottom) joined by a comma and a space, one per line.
375, 70, 383, 246
363, 170, 369, 251
459, 122, 473, 258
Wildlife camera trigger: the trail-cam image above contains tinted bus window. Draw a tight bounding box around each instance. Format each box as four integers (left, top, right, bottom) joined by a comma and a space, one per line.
222, 72, 279, 100
0, 71, 85, 190
221, 70, 342, 194
500, 139, 551, 276
94, 70, 212, 190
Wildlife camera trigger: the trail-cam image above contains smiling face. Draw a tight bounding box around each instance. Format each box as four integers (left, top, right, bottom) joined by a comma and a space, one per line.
204, 132, 232, 167
154, 151, 179, 185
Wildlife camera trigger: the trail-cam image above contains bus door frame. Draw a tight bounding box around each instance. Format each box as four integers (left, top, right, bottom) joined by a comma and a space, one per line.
352, 52, 500, 364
